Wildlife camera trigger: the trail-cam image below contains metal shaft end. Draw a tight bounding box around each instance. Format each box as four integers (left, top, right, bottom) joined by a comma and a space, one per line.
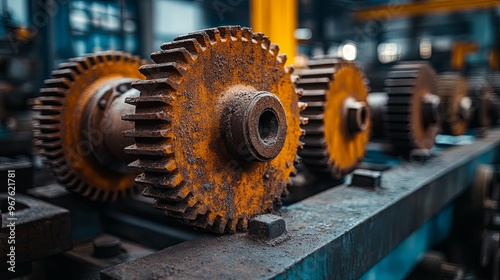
223, 91, 288, 162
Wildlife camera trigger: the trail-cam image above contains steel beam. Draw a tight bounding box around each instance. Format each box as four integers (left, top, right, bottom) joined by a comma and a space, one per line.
354, 0, 500, 21
102, 129, 500, 280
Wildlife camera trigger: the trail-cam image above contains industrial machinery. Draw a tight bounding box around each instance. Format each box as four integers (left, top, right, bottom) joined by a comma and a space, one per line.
295, 58, 370, 177
367, 62, 442, 156
0, 1, 498, 275
127, 26, 305, 233
34, 26, 305, 233
33, 52, 145, 201
436, 74, 471, 136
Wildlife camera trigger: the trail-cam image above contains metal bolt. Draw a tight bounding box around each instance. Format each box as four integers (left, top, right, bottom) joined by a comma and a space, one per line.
249, 214, 286, 240
98, 99, 107, 109
93, 234, 122, 259
349, 169, 382, 188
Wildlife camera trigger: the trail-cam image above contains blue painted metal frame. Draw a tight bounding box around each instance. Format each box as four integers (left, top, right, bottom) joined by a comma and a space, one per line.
360, 204, 454, 279
102, 129, 500, 280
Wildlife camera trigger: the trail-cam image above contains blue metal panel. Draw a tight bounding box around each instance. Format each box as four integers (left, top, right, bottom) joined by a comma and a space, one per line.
360, 204, 454, 280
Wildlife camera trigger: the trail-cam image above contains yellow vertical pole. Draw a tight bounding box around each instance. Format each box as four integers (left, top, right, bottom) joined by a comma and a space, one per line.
251, 0, 297, 65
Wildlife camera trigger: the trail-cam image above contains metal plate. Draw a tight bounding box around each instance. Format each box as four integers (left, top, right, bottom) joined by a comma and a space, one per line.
0, 193, 71, 270
102, 128, 500, 280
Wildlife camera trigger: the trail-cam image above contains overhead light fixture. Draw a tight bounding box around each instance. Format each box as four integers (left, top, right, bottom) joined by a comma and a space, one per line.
378, 43, 400, 64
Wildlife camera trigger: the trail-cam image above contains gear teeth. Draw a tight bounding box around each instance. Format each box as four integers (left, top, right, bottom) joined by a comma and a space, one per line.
58, 62, 84, 74
124, 143, 174, 156
203, 28, 221, 43
298, 102, 308, 111
279, 54, 288, 66
225, 218, 238, 233
384, 62, 438, 152
143, 185, 190, 201
139, 63, 187, 79
135, 172, 183, 189
300, 117, 309, 125
132, 78, 180, 92
295, 58, 369, 177
175, 30, 212, 48
122, 111, 172, 122
125, 95, 174, 106
34, 51, 145, 201
129, 26, 299, 233
151, 48, 195, 64
237, 218, 248, 231
44, 78, 71, 89
269, 44, 280, 56
295, 88, 303, 97
217, 26, 233, 41
123, 127, 173, 138
128, 158, 177, 173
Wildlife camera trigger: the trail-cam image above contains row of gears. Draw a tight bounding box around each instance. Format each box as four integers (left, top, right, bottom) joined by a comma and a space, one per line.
33, 26, 500, 233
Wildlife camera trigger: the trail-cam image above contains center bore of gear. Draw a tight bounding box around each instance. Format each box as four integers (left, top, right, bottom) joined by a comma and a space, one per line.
458, 97, 472, 121
222, 90, 287, 162
345, 98, 368, 134
422, 94, 440, 126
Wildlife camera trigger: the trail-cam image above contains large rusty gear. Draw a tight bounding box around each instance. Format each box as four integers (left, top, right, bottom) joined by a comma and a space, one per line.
125, 26, 304, 233
295, 58, 370, 177
33, 51, 145, 201
384, 62, 441, 154
436, 74, 471, 136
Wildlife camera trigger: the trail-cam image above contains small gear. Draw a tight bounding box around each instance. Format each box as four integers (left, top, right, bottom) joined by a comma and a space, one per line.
125, 26, 304, 233
295, 58, 370, 177
33, 51, 145, 201
436, 73, 471, 136
384, 62, 441, 154
489, 72, 500, 95
468, 76, 496, 129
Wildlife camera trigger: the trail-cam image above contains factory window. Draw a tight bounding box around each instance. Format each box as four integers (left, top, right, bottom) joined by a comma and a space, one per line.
69, 1, 139, 56
153, 0, 206, 49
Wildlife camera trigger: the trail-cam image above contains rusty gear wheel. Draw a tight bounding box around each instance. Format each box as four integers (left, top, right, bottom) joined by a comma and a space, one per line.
490, 72, 500, 95
436, 74, 471, 136
295, 58, 370, 177
126, 26, 304, 233
468, 76, 497, 130
33, 51, 145, 201
385, 62, 441, 154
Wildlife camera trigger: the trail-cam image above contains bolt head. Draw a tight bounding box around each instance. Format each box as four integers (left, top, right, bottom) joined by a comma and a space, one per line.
249, 214, 286, 240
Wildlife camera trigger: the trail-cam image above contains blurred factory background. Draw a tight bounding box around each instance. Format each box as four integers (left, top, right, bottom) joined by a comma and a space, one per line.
0, 0, 499, 279
0, 0, 498, 156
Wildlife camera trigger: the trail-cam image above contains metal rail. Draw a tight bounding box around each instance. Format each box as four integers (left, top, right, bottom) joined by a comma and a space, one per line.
102, 129, 500, 280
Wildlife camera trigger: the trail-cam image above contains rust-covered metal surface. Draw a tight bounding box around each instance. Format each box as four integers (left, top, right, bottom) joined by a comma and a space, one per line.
33, 51, 145, 201
295, 58, 370, 177
0, 193, 71, 269
101, 129, 500, 280
436, 74, 471, 136
385, 62, 441, 154
125, 26, 305, 233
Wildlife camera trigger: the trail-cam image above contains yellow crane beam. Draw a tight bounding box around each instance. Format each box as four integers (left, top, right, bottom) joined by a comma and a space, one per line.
354, 0, 500, 21
251, 0, 297, 65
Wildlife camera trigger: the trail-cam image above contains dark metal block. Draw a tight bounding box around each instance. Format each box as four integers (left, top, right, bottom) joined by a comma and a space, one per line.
0, 193, 72, 271
350, 169, 382, 188
249, 214, 286, 240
